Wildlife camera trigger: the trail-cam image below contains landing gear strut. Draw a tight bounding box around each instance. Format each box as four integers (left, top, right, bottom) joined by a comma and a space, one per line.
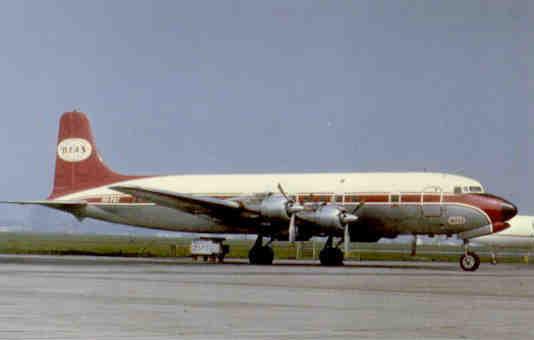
460, 240, 480, 272
410, 235, 417, 256
490, 248, 498, 265
319, 236, 344, 266
248, 235, 274, 265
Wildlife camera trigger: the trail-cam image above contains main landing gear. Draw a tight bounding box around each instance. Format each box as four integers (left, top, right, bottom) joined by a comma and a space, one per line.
319, 236, 344, 266
248, 234, 274, 265
460, 240, 480, 272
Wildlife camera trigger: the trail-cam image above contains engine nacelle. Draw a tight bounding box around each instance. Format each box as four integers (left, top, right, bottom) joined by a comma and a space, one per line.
259, 194, 290, 221
302, 205, 346, 231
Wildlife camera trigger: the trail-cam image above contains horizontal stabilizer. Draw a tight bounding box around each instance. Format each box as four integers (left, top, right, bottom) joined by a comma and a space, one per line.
0, 200, 88, 220
0, 200, 87, 208
110, 186, 241, 216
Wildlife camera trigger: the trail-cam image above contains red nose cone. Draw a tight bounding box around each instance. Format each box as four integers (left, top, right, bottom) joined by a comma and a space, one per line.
501, 202, 517, 221
447, 194, 518, 224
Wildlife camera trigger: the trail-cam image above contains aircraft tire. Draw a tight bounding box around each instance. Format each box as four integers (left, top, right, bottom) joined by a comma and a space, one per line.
248, 246, 274, 265
319, 248, 344, 266
460, 251, 480, 272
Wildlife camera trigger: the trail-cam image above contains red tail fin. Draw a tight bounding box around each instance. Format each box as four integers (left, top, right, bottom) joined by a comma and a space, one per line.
48, 111, 139, 199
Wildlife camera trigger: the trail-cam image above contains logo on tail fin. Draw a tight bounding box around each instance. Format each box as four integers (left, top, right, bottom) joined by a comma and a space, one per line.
57, 138, 92, 162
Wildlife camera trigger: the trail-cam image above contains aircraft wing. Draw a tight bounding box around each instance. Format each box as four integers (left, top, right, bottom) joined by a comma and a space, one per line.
110, 186, 242, 217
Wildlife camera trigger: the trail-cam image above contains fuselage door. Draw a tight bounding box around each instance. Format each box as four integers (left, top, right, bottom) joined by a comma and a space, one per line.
421, 186, 443, 217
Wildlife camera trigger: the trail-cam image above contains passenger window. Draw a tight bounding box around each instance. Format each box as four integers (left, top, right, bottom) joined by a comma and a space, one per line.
390, 194, 400, 203
454, 187, 462, 194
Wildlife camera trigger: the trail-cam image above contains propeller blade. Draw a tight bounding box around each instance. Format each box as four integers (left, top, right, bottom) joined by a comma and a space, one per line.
277, 183, 289, 200
277, 183, 303, 214
289, 213, 297, 243
351, 201, 365, 214
344, 224, 350, 255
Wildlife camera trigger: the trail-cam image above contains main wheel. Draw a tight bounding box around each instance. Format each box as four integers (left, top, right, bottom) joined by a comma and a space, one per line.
319, 248, 344, 266
262, 246, 274, 265
248, 246, 274, 265
460, 251, 480, 272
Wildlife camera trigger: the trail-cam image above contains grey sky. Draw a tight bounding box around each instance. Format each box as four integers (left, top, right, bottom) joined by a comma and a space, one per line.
0, 1, 531, 233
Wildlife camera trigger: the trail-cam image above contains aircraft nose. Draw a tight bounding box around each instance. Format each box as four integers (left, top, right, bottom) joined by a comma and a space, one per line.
501, 202, 517, 221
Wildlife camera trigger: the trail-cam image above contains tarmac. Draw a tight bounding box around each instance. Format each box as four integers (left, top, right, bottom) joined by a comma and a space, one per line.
0, 255, 532, 340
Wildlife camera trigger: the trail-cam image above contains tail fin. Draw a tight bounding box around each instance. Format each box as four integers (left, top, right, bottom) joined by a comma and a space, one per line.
48, 111, 139, 199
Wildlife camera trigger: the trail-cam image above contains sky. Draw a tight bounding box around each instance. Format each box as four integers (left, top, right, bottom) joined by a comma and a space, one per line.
0, 1, 531, 234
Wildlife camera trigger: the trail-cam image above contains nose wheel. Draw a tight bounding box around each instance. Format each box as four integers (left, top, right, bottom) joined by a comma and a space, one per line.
460, 252, 480, 271
460, 240, 480, 272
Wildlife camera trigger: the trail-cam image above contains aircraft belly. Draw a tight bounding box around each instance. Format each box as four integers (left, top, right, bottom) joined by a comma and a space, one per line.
84, 205, 251, 234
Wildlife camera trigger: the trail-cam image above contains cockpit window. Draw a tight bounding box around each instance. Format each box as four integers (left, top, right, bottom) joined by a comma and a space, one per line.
454, 186, 462, 194
469, 186, 483, 193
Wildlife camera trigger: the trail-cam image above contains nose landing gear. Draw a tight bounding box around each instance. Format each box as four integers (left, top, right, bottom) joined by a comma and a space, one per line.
460, 240, 480, 272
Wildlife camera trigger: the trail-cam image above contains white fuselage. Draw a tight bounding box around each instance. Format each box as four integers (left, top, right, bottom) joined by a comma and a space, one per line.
52, 172, 492, 236
473, 215, 534, 249
57, 172, 484, 201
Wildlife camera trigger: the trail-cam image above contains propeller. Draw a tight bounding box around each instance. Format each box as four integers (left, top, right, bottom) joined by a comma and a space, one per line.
278, 183, 304, 243
287, 211, 301, 244
344, 222, 351, 255
343, 202, 364, 255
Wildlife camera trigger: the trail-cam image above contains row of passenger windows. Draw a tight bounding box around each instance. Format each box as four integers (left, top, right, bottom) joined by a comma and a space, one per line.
453, 186, 483, 194
293, 193, 448, 204
285, 188, 483, 204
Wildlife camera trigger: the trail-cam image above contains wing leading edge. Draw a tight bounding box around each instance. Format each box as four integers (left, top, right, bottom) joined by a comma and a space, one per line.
110, 186, 242, 217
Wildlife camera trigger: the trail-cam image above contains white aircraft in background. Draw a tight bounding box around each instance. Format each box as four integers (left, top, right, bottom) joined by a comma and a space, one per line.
2, 111, 518, 271
472, 215, 534, 263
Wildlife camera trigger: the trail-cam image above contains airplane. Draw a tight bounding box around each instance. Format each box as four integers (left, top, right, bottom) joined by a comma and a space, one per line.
2, 111, 518, 271
472, 215, 534, 264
